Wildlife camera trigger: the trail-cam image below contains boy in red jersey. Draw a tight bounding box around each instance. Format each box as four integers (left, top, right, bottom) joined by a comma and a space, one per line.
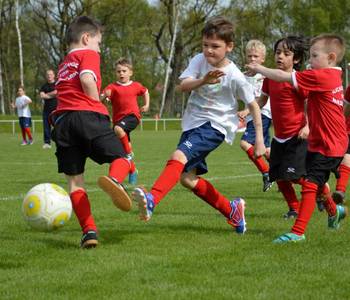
52, 16, 133, 248
332, 85, 350, 204
132, 16, 266, 234
248, 34, 348, 243
244, 36, 309, 219
102, 58, 150, 185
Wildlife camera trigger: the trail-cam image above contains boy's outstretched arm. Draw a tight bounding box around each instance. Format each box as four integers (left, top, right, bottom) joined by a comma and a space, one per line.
80, 73, 100, 101
140, 92, 150, 112
179, 70, 225, 92
247, 101, 266, 157
246, 63, 292, 83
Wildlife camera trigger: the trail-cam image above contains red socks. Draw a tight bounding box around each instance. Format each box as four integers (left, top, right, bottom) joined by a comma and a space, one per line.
319, 184, 337, 217
291, 180, 318, 235
276, 180, 299, 211
246, 146, 269, 174
70, 189, 97, 233
336, 164, 350, 192
24, 127, 32, 140
120, 134, 132, 154
109, 158, 130, 182
192, 177, 231, 218
150, 160, 185, 205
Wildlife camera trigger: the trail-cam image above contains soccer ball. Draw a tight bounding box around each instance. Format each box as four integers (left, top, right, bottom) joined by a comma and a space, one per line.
22, 183, 72, 231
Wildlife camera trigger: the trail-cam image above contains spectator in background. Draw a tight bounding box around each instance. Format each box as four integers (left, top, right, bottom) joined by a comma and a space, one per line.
40, 69, 57, 149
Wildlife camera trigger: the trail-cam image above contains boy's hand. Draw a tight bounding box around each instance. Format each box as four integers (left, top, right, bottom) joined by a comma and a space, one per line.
202, 70, 225, 85
298, 124, 309, 139
237, 108, 250, 121
245, 62, 261, 76
140, 104, 149, 113
105, 89, 111, 98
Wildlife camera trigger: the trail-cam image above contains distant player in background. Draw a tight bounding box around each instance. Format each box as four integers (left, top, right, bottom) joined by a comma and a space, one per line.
238, 40, 272, 192
52, 16, 133, 248
332, 85, 350, 204
248, 34, 348, 243
132, 16, 265, 234
39, 69, 57, 149
11, 86, 33, 146
101, 58, 150, 185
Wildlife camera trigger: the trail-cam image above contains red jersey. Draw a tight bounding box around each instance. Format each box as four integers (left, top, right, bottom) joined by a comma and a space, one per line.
344, 85, 350, 134
262, 78, 306, 139
103, 81, 147, 123
293, 68, 347, 157
55, 49, 108, 116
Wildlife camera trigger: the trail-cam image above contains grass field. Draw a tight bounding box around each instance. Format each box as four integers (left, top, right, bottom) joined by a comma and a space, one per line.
0, 130, 349, 299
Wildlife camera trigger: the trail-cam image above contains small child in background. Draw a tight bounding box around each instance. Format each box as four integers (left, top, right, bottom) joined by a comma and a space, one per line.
332, 85, 350, 204
238, 40, 272, 192
11, 86, 33, 145
102, 58, 150, 185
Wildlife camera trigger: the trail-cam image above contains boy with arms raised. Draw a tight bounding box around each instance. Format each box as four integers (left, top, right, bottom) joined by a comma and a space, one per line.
133, 16, 265, 233
238, 40, 272, 192
102, 58, 150, 185
248, 34, 348, 243
52, 16, 132, 248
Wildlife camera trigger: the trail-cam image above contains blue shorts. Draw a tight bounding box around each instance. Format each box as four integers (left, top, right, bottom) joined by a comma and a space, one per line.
177, 122, 225, 175
19, 117, 32, 129
241, 115, 271, 147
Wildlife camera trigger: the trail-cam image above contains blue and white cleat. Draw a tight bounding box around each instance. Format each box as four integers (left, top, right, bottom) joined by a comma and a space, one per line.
132, 187, 155, 221
227, 198, 246, 234
273, 232, 305, 244
328, 205, 347, 229
128, 169, 138, 185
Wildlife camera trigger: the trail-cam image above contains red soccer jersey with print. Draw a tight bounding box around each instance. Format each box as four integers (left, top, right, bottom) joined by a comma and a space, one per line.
55, 49, 108, 116
292, 68, 347, 157
262, 78, 306, 139
344, 85, 350, 134
103, 81, 148, 124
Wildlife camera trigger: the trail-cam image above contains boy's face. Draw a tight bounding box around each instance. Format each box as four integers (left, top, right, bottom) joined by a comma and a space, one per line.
274, 42, 298, 72
46, 70, 55, 82
18, 88, 24, 96
85, 32, 102, 53
309, 40, 334, 69
116, 64, 133, 83
202, 35, 233, 67
246, 48, 265, 64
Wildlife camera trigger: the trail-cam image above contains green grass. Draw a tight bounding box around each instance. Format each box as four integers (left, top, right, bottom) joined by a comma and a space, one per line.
0, 131, 349, 299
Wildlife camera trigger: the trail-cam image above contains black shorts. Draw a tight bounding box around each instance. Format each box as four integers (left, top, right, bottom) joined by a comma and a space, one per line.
305, 152, 342, 186
114, 114, 139, 140
269, 136, 307, 182
52, 111, 126, 175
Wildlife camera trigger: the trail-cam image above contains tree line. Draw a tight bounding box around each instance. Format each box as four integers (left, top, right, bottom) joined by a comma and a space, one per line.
0, 0, 349, 117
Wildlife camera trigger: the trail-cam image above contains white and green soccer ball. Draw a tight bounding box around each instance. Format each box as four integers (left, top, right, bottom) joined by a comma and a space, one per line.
22, 183, 72, 231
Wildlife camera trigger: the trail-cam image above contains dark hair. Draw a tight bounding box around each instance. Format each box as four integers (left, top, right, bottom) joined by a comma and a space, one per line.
273, 36, 309, 71
311, 34, 345, 63
66, 16, 101, 45
115, 57, 133, 70
201, 16, 235, 44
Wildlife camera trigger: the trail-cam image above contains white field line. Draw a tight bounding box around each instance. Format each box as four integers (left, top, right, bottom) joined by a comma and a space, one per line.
0, 173, 259, 201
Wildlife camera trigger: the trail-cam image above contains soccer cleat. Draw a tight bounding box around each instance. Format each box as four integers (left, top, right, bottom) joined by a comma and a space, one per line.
227, 198, 246, 234
283, 209, 298, 219
328, 205, 348, 229
28, 139, 34, 145
128, 169, 138, 185
126, 152, 135, 161
332, 190, 345, 205
21, 140, 27, 146
316, 199, 325, 212
273, 232, 305, 244
81, 230, 98, 249
97, 176, 132, 211
262, 173, 273, 192
132, 187, 155, 221
42, 143, 51, 149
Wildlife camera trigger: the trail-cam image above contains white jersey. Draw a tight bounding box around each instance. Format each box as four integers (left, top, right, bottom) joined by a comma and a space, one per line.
179, 53, 255, 144
244, 73, 271, 122
15, 95, 31, 117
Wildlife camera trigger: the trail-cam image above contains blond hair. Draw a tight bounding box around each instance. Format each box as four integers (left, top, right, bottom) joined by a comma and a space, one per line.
115, 57, 133, 70
245, 39, 266, 57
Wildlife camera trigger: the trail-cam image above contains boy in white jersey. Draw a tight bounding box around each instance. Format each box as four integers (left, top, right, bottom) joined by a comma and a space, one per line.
238, 40, 272, 192
11, 86, 33, 145
132, 16, 265, 234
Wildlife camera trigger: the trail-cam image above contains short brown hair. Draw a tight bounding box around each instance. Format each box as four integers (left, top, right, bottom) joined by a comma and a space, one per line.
115, 57, 133, 70
311, 34, 346, 63
66, 16, 101, 45
201, 16, 234, 44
